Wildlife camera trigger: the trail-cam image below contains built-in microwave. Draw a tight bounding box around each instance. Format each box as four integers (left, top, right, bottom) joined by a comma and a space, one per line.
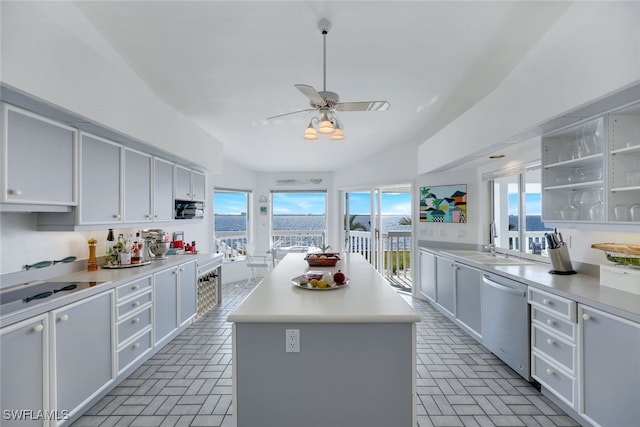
174, 200, 204, 219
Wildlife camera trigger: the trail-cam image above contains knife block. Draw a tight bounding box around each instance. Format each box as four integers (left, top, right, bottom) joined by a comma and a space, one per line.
548, 245, 576, 275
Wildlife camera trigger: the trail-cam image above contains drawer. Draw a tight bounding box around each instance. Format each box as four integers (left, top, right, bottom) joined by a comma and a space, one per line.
117, 289, 152, 318
531, 352, 576, 408
117, 276, 152, 301
528, 288, 576, 322
531, 324, 575, 373
117, 306, 152, 345
118, 329, 152, 374
531, 306, 576, 341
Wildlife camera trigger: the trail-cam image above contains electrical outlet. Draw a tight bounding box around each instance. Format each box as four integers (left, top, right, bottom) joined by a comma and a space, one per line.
285, 329, 300, 353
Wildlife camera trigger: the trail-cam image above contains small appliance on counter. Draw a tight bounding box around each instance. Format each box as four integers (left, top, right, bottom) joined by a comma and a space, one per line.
142, 229, 170, 260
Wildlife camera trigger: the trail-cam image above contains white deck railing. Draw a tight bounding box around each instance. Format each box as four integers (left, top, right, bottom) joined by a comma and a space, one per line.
215, 232, 247, 258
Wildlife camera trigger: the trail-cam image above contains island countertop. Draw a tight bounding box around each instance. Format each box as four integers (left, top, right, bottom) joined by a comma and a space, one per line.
227, 252, 421, 323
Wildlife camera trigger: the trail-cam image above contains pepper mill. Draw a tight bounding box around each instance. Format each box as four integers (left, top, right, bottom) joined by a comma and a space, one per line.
88, 238, 98, 271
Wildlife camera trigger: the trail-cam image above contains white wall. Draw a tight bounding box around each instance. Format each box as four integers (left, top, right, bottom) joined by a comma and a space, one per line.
414, 168, 484, 247
418, 1, 640, 173
1, 1, 223, 172
0, 213, 208, 274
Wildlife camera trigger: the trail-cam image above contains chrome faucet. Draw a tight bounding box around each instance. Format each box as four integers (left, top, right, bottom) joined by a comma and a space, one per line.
486, 222, 498, 256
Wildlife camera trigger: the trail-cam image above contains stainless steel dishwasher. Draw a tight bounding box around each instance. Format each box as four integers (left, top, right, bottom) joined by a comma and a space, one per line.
481, 272, 530, 380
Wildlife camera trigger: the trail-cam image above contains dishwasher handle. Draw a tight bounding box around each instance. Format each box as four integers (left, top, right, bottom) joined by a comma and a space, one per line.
482, 275, 526, 297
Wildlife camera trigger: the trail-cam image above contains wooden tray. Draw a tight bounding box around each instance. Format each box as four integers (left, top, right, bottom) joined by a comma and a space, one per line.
591, 243, 640, 255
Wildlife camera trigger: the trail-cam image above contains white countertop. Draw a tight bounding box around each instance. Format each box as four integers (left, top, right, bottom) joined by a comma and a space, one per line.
422, 247, 640, 323
227, 253, 421, 324
0, 253, 223, 327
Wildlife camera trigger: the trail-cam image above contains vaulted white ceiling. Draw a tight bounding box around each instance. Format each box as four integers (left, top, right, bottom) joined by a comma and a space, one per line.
74, 1, 571, 172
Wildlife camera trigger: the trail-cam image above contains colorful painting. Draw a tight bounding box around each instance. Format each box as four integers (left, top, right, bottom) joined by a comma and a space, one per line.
419, 184, 467, 223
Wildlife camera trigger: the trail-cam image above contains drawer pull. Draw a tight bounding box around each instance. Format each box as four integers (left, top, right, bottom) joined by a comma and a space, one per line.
32, 324, 44, 332
582, 313, 592, 321
133, 301, 141, 307
8, 189, 22, 196
546, 319, 555, 326
59, 314, 69, 322
132, 317, 140, 324
542, 298, 551, 305
132, 285, 140, 290
132, 342, 140, 349
113, 214, 121, 219
546, 368, 555, 376
546, 338, 555, 345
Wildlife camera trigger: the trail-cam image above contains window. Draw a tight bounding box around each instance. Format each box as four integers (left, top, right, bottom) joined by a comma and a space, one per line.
214, 189, 249, 257
271, 191, 326, 248
489, 165, 552, 257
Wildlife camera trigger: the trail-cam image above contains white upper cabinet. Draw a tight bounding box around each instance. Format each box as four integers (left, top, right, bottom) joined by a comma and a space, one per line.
607, 109, 640, 223
153, 158, 174, 221
542, 104, 640, 226
2, 103, 77, 207
123, 148, 153, 223
175, 165, 206, 202
79, 133, 122, 224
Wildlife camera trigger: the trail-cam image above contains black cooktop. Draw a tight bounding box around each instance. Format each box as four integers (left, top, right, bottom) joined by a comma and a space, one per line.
0, 281, 105, 315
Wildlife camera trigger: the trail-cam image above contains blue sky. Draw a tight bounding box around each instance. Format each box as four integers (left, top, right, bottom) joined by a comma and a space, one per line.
214, 191, 412, 215
509, 193, 542, 215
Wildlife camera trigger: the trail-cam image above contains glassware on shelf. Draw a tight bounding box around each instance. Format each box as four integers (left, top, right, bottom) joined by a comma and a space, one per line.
630, 204, 640, 222
614, 204, 630, 221
625, 170, 640, 187
589, 201, 604, 221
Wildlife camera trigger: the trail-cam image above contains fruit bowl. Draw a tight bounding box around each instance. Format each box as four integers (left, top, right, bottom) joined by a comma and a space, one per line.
305, 252, 340, 266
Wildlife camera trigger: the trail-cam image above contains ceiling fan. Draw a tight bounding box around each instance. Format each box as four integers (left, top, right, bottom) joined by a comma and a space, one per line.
267, 19, 390, 139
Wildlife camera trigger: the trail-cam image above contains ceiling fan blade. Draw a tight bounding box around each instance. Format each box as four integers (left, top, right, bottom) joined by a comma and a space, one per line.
267, 108, 316, 120
295, 84, 326, 106
334, 101, 390, 112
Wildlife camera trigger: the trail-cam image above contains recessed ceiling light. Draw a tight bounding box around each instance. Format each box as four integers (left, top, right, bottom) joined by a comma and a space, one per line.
489, 154, 505, 159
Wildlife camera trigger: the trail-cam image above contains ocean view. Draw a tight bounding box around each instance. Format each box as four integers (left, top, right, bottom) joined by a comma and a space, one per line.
214, 214, 412, 233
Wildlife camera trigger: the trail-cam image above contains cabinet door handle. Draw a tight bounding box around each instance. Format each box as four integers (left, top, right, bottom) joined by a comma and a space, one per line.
546, 319, 555, 326
172, 270, 177, 275
113, 214, 121, 219
542, 298, 551, 305
180, 268, 184, 272
582, 313, 592, 321
546, 368, 555, 376
154, 214, 158, 218
59, 314, 69, 322
546, 338, 555, 345
32, 324, 44, 333
132, 317, 140, 324
8, 189, 22, 196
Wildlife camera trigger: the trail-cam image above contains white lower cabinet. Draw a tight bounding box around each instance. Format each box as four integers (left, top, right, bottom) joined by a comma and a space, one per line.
579, 304, 640, 427
529, 288, 577, 409
115, 276, 153, 374
1, 314, 49, 427
178, 260, 197, 326
418, 250, 436, 301
51, 292, 115, 425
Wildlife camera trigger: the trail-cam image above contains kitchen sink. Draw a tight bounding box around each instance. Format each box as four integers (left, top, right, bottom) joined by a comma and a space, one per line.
441, 250, 536, 265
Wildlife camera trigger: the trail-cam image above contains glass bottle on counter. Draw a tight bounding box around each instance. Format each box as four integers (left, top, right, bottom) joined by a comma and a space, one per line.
106, 228, 115, 264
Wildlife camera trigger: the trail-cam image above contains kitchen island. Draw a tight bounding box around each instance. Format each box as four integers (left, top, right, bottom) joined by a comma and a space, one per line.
227, 253, 421, 427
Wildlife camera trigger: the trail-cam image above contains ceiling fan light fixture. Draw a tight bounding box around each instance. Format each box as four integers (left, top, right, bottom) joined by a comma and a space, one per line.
303, 122, 319, 140
317, 112, 335, 134
330, 122, 345, 140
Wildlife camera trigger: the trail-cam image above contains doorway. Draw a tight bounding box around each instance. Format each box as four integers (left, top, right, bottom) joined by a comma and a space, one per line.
343, 184, 412, 290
